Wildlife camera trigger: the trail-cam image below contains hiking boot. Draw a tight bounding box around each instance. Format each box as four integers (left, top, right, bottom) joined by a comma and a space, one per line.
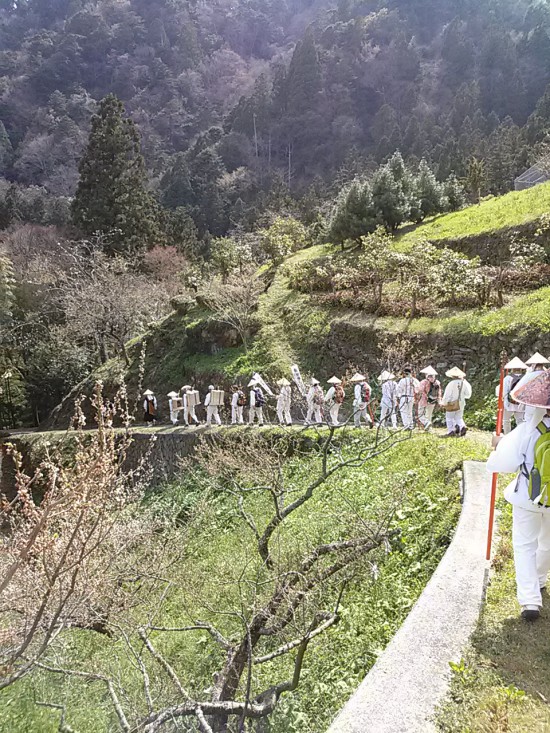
454, 425, 460, 436
521, 605, 541, 621
460, 426, 468, 437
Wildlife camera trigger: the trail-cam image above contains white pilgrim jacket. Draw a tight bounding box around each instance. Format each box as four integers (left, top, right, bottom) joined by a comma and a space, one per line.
487, 410, 550, 513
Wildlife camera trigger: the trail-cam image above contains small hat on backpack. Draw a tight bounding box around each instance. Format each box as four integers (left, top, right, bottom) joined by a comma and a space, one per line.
511, 371, 550, 408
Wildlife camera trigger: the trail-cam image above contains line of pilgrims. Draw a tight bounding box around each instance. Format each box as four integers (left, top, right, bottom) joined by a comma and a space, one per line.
140, 352, 550, 436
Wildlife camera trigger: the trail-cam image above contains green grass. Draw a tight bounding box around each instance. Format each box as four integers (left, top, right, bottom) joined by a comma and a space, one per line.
400, 181, 550, 245
1, 433, 488, 733
437, 495, 550, 732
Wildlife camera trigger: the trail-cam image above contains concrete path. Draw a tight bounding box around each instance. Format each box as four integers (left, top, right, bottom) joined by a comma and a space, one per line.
327, 460, 492, 733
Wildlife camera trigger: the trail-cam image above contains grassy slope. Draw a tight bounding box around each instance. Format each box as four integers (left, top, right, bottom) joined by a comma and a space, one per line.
400, 181, 550, 245
1, 433, 488, 733
65, 186, 550, 427
437, 492, 550, 732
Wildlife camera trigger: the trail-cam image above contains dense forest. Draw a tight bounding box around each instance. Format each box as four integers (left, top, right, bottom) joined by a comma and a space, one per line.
2, 0, 550, 423
2, 0, 550, 231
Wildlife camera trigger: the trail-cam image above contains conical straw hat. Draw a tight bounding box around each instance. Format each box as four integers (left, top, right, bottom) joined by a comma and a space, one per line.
311, 377, 320, 385
446, 367, 466, 379
378, 370, 395, 382
420, 365, 438, 376
167, 391, 179, 398
277, 378, 291, 387
511, 371, 550, 408
327, 376, 342, 384
143, 389, 155, 396
526, 352, 549, 366
504, 357, 528, 371
350, 373, 366, 383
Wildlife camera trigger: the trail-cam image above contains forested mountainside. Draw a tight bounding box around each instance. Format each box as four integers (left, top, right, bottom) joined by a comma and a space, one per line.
2, 0, 550, 237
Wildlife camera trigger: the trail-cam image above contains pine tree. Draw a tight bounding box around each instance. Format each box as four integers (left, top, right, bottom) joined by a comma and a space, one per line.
72, 94, 160, 257
371, 166, 409, 231
328, 180, 376, 245
414, 158, 446, 220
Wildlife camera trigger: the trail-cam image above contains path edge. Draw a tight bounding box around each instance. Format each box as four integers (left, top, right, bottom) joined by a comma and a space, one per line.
326, 460, 492, 733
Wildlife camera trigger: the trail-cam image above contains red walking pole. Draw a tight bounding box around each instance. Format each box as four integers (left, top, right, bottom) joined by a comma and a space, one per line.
486, 365, 506, 561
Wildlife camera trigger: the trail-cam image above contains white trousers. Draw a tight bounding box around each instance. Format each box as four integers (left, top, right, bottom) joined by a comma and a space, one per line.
512, 505, 550, 607
445, 409, 465, 432
170, 410, 179, 425
306, 405, 322, 424
329, 403, 340, 426
277, 402, 292, 425
249, 407, 264, 425
206, 406, 221, 426
379, 402, 397, 428
231, 405, 244, 424
503, 409, 524, 435
418, 403, 436, 428
400, 401, 414, 429
354, 403, 371, 427
184, 408, 199, 425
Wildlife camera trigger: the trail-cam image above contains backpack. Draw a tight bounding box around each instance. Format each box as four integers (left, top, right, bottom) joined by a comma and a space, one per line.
334, 385, 345, 404
313, 386, 324, 406
427, 381, 439, 404
507, 374, 522, 405
522, 422, 550, 506
360, 383, 370, 403
237, 390, 246, 407
254, 387, 266, 407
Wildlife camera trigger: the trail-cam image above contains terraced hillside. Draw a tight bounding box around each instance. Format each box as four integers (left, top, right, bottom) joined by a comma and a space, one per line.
50, 186, 550, 428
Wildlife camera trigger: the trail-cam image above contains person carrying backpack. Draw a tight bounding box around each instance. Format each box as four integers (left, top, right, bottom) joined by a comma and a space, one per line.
325, 376, 345, 426
351, 373, 372, 428
306, 378, 324, 425
501, 358, 527, 434
231, 385, 245, 425
441, 366, 472, 437
248, 379, 265, 426
396, 366, 419, 430
416, 366, 441, 431
487, 370, 550, 621
378, 371, 397, 428
276, 378, 292, 426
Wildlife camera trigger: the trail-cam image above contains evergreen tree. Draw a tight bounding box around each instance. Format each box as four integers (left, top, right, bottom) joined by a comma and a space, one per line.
286, 31, 322, 117
466, 157, 486, 203
371, 165, 410, 230
414, 158, 446, 220
0, 121, 13, 171
72, 94, 160, 257
443, 173, 466, 211
328, 180, 376, 245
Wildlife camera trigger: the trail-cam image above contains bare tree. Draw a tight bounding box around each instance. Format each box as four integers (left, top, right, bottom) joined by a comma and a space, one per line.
61, 249, 170, 365
8, 421, 410, 732
0, 383, 160, 690
201, 267, 264, 352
